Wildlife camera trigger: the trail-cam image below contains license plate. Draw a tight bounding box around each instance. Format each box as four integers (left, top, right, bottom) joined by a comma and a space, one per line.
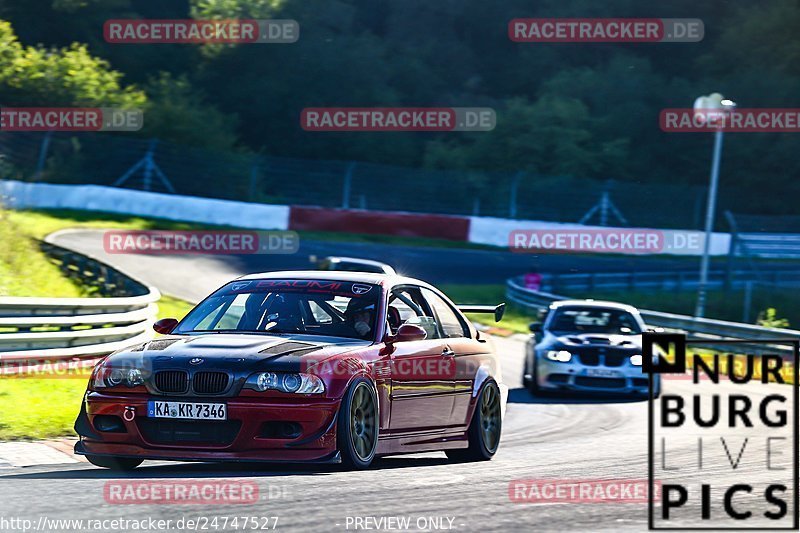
585, 369, 622, 378
147, 400, 227, 420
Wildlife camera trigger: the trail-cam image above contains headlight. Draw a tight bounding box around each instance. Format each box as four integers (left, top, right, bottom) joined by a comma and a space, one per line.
245, 372, 325, 394
92, 365, 145, 389
545, 350, 572, 363
630, 354, 643, 366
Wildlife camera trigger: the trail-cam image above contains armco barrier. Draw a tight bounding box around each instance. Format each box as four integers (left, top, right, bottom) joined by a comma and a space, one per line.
0, 239, 159, 363
506, 276, 800, 355
1, 180, 290, 231
538, 269, 800, 293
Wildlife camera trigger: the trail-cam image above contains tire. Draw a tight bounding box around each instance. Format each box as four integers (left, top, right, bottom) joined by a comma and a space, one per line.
85, 455, 143, 471
446, 380, 502, 462
526, 356, 541, 395
522, 354, 532, 388
337, 378, 379, 469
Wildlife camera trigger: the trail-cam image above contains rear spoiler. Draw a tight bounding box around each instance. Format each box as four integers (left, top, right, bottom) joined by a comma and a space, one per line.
457, 303, 506, 322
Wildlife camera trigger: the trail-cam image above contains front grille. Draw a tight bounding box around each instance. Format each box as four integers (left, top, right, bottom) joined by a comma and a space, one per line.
577, 352, 600, 366
193, 372, 229, 394
137, 419, 241, 446
154, 370, 189, 393
575, 377, 626, 389
575, 350, 632, 367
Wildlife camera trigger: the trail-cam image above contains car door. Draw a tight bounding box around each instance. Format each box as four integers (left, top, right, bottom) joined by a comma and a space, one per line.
420, 288, 486, 429
386, 286, 454, 432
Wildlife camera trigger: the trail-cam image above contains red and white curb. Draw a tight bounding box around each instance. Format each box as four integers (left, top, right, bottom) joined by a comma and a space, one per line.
0, 438, 85, 467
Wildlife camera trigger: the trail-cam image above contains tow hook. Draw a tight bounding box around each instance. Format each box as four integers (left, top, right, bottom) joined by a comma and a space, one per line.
123, 406, 136, 421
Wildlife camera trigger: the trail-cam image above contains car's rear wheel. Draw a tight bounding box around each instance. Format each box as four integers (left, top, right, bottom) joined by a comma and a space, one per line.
85, 455, 143, 471
446, 380, 501, 462
337, 378, 378, 469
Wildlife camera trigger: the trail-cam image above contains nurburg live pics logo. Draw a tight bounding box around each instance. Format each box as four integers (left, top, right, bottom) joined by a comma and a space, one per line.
644, 332, 799, 530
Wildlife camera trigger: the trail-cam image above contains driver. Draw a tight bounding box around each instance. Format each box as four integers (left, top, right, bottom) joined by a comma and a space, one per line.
345, 298, 376, 339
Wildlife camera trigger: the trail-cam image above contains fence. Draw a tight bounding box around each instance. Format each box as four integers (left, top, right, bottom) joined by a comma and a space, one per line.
0, 239, 159, 363
0, 131, 710, 229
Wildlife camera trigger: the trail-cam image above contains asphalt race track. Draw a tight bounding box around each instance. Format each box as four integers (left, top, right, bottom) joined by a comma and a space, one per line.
0, 231, 793, 532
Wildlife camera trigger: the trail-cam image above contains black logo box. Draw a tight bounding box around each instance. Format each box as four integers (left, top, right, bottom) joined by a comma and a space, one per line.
645, 334, 800, 531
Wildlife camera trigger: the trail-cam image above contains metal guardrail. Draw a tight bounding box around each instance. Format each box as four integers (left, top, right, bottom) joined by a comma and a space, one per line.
538, 269, 800, 294
0, 239, 159, 362
735, 233, 800, 259
507, 276, 800, 355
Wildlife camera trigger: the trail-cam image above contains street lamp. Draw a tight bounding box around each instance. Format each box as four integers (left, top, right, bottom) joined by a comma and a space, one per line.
693, 93, 736, 318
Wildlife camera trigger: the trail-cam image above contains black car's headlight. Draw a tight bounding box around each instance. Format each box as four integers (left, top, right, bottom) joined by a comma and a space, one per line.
545, 350, 572, 363
244, 372, 325, 394
92, 365, 145, 389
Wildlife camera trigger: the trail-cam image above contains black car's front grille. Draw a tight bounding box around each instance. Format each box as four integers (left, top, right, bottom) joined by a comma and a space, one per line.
193, 372, 229, 394
137, 419, 241, 446
154, 371, 189, 393
575, 377, 626, 389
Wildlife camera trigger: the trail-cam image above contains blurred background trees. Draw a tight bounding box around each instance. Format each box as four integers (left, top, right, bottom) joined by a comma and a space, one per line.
0, 0, 798, 214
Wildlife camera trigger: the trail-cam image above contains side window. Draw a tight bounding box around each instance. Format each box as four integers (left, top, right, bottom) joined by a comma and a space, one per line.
390, 287, 441, 339
422, 288, 468, 338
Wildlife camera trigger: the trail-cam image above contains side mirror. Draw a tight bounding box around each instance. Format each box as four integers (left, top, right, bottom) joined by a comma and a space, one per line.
153, 318, 179, 335
528, 322, 542, 334
392, 324, 428, 343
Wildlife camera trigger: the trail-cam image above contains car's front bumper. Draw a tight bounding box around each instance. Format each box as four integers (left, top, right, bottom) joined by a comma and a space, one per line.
535, 357, 655, 394
75, 392, 341, 463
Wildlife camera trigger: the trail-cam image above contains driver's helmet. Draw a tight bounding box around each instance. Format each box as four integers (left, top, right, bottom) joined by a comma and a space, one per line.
345, 297, 376, 324
265, 294, 301, 325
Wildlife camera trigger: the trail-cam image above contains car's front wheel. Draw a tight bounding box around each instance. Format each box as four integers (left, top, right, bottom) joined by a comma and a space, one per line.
85, 455, 143, 471
525, 356, 541, 395
337, 378, 379, 469
446, 380, 502, 462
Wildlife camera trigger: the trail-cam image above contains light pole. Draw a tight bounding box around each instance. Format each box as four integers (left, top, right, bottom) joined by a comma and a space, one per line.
693, 93, 736, 318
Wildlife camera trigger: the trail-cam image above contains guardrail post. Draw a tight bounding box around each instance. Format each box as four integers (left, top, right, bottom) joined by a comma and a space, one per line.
742, 281, 753, 323
509, 172, 523, 219
724, 210, 739, 292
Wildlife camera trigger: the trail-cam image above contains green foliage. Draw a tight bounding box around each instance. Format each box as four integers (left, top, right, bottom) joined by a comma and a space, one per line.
757, 308, 790, 329
0, 20, 145, 107
1, 1, 800, 213
142, 73, 239, 151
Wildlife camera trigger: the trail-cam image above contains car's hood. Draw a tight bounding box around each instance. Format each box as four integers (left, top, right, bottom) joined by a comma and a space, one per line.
546, 332, 641, 350
106, 333, 370, 373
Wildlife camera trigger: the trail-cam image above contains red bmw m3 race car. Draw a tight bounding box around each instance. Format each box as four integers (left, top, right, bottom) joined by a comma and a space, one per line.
74, 271, 506, 470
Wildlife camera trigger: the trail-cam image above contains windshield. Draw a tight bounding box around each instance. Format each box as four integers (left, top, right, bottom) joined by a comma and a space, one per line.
174, 279, 381, 341
548, 307, 642, 335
